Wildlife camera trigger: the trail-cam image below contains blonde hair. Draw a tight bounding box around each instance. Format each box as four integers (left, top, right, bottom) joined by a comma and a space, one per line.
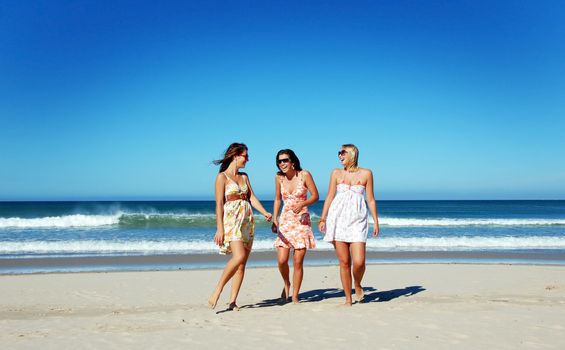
342, 144, 359, 170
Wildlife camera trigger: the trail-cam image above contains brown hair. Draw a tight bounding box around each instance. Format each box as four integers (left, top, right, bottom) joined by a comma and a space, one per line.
275, 149, 302, 175
213, 143, 248, 173
342, 144, 359, 170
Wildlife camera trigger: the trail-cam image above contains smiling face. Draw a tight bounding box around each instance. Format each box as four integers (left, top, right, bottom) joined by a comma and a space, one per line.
338, 149, 349, 166
277, 153, 293, 173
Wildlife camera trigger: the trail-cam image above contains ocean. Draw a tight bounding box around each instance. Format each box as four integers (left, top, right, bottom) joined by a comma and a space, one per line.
1, 200, 564, 273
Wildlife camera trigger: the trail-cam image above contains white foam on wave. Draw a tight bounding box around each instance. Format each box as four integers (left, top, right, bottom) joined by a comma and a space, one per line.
377, 218, 565, 226
0, 214, 121, 228
0, 240, 217, 254
0, 212, 219, 228
2, 213, 565, 229
1, 236, 565, 255
363, 236, 565, 251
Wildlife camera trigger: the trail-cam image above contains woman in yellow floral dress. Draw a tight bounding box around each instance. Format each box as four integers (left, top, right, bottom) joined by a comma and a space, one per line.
208, 143, 272, 310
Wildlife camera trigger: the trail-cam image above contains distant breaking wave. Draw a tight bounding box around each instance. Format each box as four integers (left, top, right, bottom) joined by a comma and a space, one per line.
2, 213, 565, 229
378, 218, 565, 227
0, 214, 121, 228
1, 236, 565, 256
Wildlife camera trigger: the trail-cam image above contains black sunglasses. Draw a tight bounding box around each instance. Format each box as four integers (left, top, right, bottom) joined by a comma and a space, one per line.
277, 158, 291, 164
338, 150, 348, 156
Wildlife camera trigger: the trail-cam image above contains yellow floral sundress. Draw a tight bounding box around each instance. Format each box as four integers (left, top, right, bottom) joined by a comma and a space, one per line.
220, 173, 255, 255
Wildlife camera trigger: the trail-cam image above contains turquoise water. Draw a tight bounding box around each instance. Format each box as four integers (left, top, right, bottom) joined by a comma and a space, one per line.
1, 200, 564, 259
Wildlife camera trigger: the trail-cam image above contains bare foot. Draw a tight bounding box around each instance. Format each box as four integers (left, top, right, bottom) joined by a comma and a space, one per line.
355, 286, 365, 302
338, 301, 353, 307
291, 296, 299, 304
208, 291, 220, 309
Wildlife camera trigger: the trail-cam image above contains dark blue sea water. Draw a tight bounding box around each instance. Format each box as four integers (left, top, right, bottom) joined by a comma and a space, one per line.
1, 200, 564, 260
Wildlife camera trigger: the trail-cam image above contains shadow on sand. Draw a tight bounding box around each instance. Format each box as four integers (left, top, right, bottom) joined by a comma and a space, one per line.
228, 285, 425, 312
360, 285, 426, 303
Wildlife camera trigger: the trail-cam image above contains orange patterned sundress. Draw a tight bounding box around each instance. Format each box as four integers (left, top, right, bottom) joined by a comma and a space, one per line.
275, 171, 316, 249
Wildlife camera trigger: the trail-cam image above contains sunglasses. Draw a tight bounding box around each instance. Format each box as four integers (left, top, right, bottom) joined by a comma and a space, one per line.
277, 158, 291, 164
338, 150, 348, 157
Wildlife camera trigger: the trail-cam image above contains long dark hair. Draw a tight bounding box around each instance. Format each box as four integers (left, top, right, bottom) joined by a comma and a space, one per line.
276, 149, 302, 175
213, 143, 248, 173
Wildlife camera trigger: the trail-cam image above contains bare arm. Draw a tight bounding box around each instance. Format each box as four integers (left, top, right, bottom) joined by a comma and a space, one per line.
302, 171, 319, 207
318, 169, 339, 233
365, 169, 380, 237
214, 174, 226, 246
273, 175, 282, 228
244, 174, 273, 221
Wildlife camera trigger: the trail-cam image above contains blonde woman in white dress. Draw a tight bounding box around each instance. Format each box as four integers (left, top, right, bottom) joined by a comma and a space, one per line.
318, 144, 380, 306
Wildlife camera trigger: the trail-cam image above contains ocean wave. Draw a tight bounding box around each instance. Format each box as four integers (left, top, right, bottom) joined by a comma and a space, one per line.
1, 236, 565, 255
2, 213, 565, 229
0, 214, 121, 228
377, 218, 565, 227
0, 213, 219, 228
364, 236, 565, 251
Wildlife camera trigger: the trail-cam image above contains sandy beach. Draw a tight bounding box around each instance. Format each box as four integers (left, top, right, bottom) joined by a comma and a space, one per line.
1, 263, 564, 349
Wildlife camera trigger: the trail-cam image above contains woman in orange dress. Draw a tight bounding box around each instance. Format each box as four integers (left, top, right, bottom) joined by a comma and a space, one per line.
272, 149, 319, 304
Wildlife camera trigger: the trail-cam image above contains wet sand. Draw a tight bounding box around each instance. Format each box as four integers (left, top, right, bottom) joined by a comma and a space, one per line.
2, 250, 565, 274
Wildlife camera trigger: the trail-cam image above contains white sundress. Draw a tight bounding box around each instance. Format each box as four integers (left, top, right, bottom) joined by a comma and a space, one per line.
324, 184, 369, 243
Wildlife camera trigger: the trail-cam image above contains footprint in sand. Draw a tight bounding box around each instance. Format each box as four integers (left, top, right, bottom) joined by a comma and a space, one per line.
74, 290, 114, 302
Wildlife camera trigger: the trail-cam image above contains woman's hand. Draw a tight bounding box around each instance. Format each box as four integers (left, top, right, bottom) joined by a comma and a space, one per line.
214, 229, 225, 247
264, 212, 273, 222
271, 220, 278, 234
318, 219, 326, 234
372, 224, 379, 237
292, 202, 305, 214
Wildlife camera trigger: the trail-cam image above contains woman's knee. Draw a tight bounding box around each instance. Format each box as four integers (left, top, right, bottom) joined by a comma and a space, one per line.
338, 258, 351, 269
278, 261, 289, 269
232, 254, 247, 266
277, 255, 289, 267
352, 259, 365, 270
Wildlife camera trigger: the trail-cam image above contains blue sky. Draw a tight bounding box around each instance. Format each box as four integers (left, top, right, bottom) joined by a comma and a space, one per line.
1, 0, 564, 200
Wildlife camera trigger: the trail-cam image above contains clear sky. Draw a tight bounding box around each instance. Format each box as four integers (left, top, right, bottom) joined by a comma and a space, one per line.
1, 0, 564, 200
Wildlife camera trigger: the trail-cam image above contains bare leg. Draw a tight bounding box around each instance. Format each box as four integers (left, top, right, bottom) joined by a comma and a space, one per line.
228, 244, 252, 308
291, 249, 306, 303
208, 241, 248, 309
277, 247, 291, 301
334, 241, 353, 306
351, 242, 366, 302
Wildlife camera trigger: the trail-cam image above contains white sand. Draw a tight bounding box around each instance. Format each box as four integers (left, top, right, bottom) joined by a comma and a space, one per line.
1, 264, 564, 349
